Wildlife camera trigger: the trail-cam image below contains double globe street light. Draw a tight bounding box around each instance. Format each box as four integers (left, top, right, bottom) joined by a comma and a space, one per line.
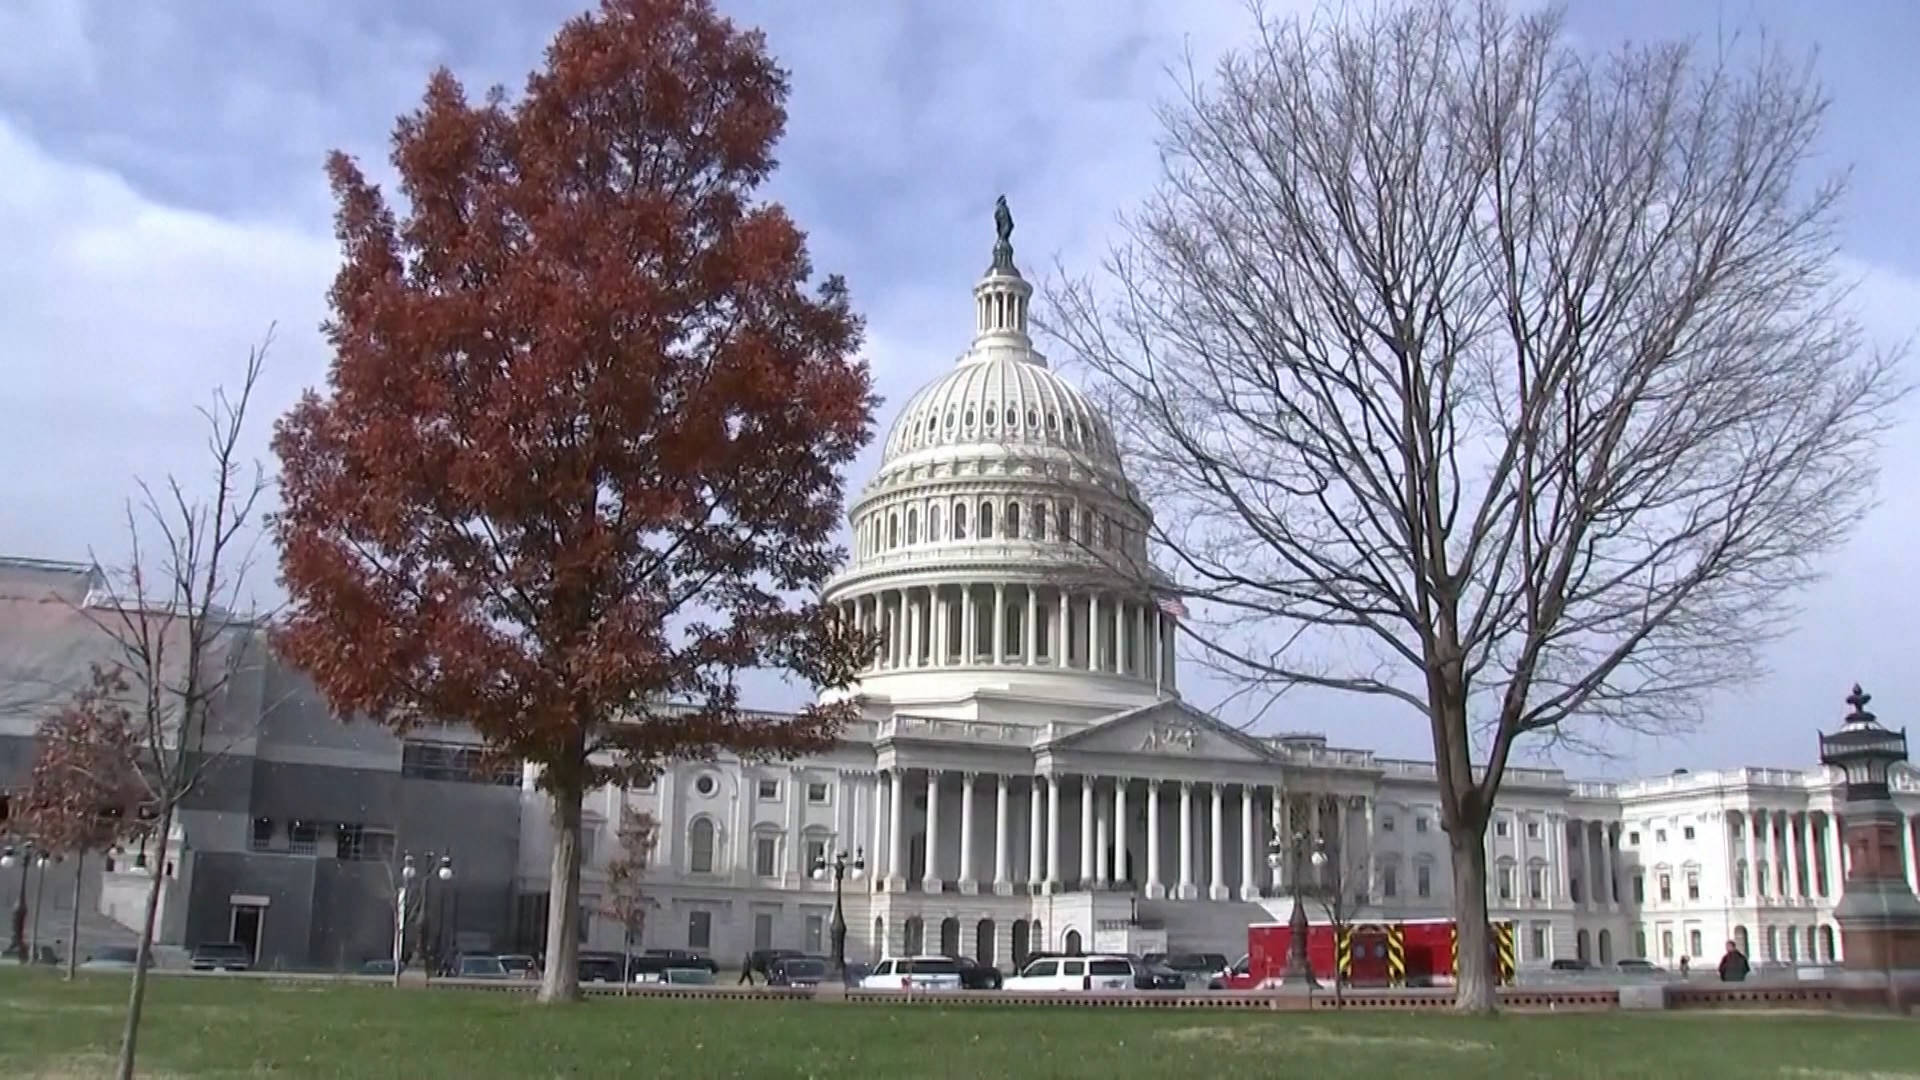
1, 842, 51, 962
809, 846, 864, 981
1266, 829, 1327, 988
391, 851, 453, 986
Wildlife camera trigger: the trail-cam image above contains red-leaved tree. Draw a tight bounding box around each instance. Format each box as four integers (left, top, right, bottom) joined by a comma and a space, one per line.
273, 0, 875, 1003
19, 665, 149, 979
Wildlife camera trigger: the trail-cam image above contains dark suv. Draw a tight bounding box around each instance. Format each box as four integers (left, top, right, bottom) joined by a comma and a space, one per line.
643, 948, 719, 973
190, 942, 252, 972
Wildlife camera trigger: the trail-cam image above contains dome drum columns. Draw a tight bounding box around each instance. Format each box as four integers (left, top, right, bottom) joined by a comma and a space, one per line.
835, 583, 1177, 690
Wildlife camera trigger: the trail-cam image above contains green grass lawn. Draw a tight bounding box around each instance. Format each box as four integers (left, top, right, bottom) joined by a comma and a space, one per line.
2, 969, 1915, 1079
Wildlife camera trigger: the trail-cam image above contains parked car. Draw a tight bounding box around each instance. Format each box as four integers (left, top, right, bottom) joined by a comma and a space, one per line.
1134, 959, 1187, 990
456, 954, 510, 979
359, 958, 396, 976
662, 966, 715, 985
576, 951, 627, 984
1004, 955, 1137, 992
643, 948, 719, 973
80, 946, 151, 972
1550, 958, 1592, 973
497, 954, 540, 980
1159, 952, 1232, 989
745, 948, 805, 979
952, 955, 1003, 990
1617, 958, 1663, 975
767, 955, 832, 987
190, 942, 252, 972
859, 956, 964, 990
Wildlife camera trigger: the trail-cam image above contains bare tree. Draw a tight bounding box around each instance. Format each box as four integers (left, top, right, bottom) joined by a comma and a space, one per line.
75, 336, 274, 1079
1304, 825, 1370, 1008
598, 812, 658, 991
1044, 1, 1906, 1011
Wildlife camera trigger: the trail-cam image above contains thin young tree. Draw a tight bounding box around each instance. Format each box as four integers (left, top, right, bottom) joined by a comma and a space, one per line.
1045, 0, 1906, 1011
274, 0, 876, 1004
17, 666, 148, 979
599, 813, 659, 990
76, 340, 273, 1077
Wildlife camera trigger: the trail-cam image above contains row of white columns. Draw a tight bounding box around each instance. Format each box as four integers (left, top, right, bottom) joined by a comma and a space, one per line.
838, 585, 1176, 687
865, 769, 1360, 899
1734, 809, 1846, 902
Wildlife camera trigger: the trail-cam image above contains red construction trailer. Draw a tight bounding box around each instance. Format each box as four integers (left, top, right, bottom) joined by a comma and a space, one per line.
1229, 917, 1516, 988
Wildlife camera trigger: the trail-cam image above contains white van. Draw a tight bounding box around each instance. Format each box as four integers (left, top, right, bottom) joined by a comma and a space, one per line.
1004, 955, 1136, 992
858, 955, 964, 990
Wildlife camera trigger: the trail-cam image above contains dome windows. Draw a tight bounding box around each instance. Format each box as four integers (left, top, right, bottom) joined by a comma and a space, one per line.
964, 407, 976, 428
906, 508, 919, 544
953, 501, 969, 539
1034, 501, 1049, 540
929, 503, 943, 541
984, 407, 996, 429
1046, 411, 1058, 431
1005, 407, 1017, 428
979, 501, 995, 538
888, 513, 900, 549
1027, 409, 1039, 429
1005, 502, 1022, 537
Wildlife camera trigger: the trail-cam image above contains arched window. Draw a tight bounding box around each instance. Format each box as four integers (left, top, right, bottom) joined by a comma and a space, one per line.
1056, 504, 1072, 543
1081, 509, 1095, 544
953, 501, 969, 539
1597, 929, 1614, 964
689, 818, 716, 874
979, 501, 995, 538
976, 919, 996, 968
1005, 502, 1021, 538
929, 503, 943, 541
887, 513, 899, 549
906, 508, 919, 544
1733, 925, 1750, 955
1064, 929, 1083, 956
1033, 501, 1048, 540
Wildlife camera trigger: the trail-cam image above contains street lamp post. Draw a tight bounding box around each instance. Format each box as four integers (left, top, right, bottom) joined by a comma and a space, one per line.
29, 851, 52, 964
810, 845, 865, 982
392, 851, 453, 987
2, 842, 36, 961
1266, 829, 1326, 988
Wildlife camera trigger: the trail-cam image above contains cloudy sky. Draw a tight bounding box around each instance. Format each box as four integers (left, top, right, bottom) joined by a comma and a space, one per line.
2, 0, 1913, 778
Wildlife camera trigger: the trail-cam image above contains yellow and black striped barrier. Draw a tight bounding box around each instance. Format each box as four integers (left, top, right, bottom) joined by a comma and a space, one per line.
1386, 925, 1406, 986
1494, 922, 1516, 985
1336, 928, 1352, 982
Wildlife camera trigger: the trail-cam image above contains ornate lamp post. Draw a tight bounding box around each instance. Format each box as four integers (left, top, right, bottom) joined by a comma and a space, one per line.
1818, 685, 1920, 975
1267, 829, 1325, 988
1, 841, 37, 960
811, 845, 865, 980
391, 851, 453, 986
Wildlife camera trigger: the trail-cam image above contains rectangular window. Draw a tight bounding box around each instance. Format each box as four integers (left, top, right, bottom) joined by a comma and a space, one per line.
1655, 829, 1667, 844
755, 836, 779, 877
1382, 867, 1398, 898
807, 782, 830, 805
1634, 929, 1648, 958
1526, 820, 1541, 840
1530, 925, 1546, 960
1496, 819, 1510, 838
1415, 816, 1429, 834
577, 906, 591, 945
400, 739, 519, 786
1497, 866, 1513, 901
1380, 815, 1395, 833
1686, 871, 1700, 901
757, 779, 780, 801
1528, 866, 1545, 901
1689, 929, 1703, 957
1629, 831, 1640, 846
1659, 874, 1672, 902
688, 910, 712, 950
1633, 876, 1646, 903
805, 838, 827, 873
804, 914, 824, 954
335, 824, 395, 863
1416, 864, 1431, 898
1661, 929, 1674, 959
250, 817, 273, 852
754, 912, 774, 951
1683, 825, 1696, 841
288, 820, 318, 855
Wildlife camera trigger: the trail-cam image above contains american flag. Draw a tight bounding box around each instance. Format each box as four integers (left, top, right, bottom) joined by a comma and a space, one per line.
1155, 594, 1189, 619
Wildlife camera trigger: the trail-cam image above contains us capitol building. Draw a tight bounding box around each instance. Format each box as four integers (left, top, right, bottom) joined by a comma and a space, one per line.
526, 215, 1920, 976
3, 213, 1916, 976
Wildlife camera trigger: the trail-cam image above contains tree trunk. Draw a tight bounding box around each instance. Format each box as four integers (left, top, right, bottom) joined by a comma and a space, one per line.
1448, 826, 1497, 1014
117, 805, 174, 1080
65, 853, 83, 980
538, 781, 584, 1004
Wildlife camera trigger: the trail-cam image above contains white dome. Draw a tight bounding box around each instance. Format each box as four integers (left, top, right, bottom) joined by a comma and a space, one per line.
820, 206, 1179, 712
881, 353, 1124, 474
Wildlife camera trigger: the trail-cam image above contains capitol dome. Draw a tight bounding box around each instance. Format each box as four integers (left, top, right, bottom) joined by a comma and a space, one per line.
822, 204, 1180, 711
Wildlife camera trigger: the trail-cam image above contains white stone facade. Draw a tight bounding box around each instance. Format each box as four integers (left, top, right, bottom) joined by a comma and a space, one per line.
516, 221, 1920, 973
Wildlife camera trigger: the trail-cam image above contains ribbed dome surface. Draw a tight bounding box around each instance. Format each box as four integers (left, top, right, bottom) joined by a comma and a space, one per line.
881, 354, 1122, 471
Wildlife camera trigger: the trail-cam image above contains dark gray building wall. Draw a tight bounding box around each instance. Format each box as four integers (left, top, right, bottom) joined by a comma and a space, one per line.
0, 732, 31, 793
185, 852, 316, 972
309, 860, 394, 971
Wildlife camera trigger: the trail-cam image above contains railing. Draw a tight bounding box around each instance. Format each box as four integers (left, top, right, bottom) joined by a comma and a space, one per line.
878, 715, 1044, 745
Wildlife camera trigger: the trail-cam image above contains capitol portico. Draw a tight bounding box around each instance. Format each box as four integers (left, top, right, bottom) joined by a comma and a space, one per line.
519, 214, 1920, 975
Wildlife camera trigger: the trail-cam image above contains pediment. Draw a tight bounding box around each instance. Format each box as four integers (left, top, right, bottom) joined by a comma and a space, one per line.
1050, 700, 1275, 764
